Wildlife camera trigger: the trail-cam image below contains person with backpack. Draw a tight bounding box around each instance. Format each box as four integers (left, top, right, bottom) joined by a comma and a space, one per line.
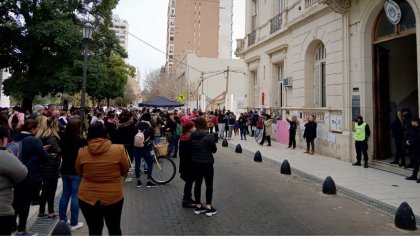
36, 116, 62, 219
11, 119, 51, 236
133, 113, 156, 188
0, 126, 28, 235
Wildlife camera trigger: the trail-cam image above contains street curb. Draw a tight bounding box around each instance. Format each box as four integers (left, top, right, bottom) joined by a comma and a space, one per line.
225, 141, 420, 227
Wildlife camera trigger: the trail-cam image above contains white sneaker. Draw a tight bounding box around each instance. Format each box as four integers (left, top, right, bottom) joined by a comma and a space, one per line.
70, 222, 84, 231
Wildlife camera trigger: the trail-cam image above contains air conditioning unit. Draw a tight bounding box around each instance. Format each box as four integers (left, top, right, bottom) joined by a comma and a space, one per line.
283, 76, 293, 87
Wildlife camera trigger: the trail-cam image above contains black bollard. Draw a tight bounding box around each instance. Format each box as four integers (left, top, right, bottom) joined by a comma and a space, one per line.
51, 220, 71, 236
222, 138, 228, 147
235, 144, 242, 153
322, 176, 337, 195
395, 202, 417, 230
254, 151, 262, 162
280, 160, 291, 175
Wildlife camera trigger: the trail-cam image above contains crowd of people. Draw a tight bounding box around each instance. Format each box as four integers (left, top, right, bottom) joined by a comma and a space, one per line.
2, 103, 420, 235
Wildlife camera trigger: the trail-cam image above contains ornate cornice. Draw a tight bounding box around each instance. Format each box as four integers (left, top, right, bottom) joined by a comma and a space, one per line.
319, 0, 351, 14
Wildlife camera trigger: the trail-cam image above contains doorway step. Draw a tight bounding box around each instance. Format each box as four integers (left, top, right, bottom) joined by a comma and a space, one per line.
371, 158, 412, 177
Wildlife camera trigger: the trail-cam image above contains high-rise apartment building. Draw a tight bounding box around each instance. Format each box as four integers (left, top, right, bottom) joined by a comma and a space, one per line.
112, 14, 129, 50
219, 0, 233, 59
166, 0, 233, 72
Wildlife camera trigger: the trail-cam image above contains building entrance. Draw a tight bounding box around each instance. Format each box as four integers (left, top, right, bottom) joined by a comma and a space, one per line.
373, 1, 417, 160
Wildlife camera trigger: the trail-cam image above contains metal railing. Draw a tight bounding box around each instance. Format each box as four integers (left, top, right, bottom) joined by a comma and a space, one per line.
248, 30, 256, 46
305, 0, 319, 7
270, 13, 282, 34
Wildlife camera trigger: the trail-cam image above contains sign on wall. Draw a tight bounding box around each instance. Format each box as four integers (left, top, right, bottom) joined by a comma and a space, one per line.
330, 115, 343, 133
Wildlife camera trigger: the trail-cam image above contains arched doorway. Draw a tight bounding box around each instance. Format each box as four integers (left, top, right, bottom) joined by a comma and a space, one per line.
373, 0, 417, 160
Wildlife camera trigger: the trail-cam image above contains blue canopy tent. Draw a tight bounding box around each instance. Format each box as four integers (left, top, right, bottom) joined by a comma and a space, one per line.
138, 96, 184, 108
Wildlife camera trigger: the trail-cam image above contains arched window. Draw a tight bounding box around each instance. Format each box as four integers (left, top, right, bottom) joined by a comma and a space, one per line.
375, 0, 416, 41
314, 43, 326, 107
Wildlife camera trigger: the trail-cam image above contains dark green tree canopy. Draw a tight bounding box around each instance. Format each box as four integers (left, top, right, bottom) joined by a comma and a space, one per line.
0, 0, 131, 110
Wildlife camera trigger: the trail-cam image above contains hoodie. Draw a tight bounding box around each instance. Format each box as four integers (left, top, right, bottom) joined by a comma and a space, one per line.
14, 132, 50, 183
191, 130, 217, 164
76, 138, 129, 205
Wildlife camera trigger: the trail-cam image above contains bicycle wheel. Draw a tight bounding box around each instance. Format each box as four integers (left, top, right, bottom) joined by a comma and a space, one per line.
151, 156, 176, 184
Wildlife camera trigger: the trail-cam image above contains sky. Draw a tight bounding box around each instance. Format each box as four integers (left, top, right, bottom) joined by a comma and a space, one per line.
113, 0, 245, 79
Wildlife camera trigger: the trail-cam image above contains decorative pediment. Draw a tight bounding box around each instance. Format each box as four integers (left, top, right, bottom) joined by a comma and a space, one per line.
319, 0, 351, 14
265, 44, 288, 55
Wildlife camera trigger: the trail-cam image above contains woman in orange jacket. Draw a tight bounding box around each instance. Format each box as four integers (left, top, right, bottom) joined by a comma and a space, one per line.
76, 123, 129, 235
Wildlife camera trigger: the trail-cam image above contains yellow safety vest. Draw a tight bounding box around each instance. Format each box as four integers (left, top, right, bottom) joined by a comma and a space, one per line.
354, 123, 367, 141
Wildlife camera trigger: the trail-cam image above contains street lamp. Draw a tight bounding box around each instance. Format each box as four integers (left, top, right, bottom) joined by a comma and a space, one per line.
80, 22, 93, 133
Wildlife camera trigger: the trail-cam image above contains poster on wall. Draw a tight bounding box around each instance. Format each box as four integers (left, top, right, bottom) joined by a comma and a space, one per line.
330, 115, 343, 133
276, 120, 290, 145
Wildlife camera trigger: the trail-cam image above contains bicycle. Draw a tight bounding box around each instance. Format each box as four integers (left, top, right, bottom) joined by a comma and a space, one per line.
150, 142, 176, 184
123, 141, 176, 184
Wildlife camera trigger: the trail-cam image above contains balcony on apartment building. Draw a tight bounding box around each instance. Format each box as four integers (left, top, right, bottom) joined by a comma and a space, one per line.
236, 0, 322, 56
270, 13, 282, 34
305, 0, 319, 8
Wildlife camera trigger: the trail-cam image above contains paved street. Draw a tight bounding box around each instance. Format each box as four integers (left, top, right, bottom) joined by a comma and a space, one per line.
64, 144, 407, 235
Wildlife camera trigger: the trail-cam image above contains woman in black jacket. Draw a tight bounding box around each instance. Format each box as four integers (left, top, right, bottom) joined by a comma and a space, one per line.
116, 111, 137, 163
303, 115, 317, 155
179, 118, 195, 208
286, 115, 299, 149
36, 116, 61, 218
191, 117, 218, 217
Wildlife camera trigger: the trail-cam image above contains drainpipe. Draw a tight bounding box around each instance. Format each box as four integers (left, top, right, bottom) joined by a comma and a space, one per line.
343, 11, 353, 163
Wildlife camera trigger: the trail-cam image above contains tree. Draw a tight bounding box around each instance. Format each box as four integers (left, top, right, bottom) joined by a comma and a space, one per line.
0, 0, 127, 112
142, 68, 186, 101
85, 53, 134, 106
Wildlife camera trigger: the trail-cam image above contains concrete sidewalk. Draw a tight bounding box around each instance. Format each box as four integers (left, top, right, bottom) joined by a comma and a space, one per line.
225, 136, 420, 219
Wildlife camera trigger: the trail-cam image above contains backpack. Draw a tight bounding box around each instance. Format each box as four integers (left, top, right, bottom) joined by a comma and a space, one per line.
257, 117, 264, 129
11, 114, 19, 130
175, 123, 182, 136
134, 129, 145, 148
6, 136, 31, 161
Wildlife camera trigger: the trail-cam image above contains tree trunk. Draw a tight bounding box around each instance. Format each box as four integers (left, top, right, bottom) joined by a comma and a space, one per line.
107, 98, 110, 107
22, 97, 34, 114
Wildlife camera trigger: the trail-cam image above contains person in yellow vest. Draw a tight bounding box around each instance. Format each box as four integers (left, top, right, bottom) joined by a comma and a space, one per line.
352, 116, 371, 168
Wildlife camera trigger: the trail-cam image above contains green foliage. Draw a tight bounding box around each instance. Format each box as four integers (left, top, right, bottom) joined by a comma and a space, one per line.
0, 0, 132, 109
86, 53, 134, 101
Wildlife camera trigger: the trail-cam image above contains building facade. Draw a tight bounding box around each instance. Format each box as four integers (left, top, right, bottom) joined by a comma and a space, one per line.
219, 0, 234, 59
165, 0, 234, 72
112, 14, 129, 50
235, 0, 419, 163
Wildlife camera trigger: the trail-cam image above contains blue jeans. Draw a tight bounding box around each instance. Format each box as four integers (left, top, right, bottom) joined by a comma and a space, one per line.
134, 147, 154, 179
167, 135, 179, 157
59, 174, 81, 227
